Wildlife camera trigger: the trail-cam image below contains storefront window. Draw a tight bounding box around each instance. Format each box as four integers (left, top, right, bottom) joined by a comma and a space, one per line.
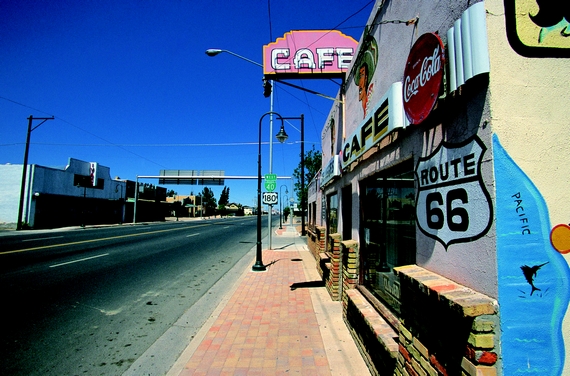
360, 161, 416, 314
327, 193, 338, 235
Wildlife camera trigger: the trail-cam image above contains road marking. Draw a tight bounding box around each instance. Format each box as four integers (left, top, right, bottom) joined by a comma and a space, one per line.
22, 236, 64, 242
223, 226, 230, 229
186, 233, 200, 237
49, 253, 109, 268
0, 223, 213, 255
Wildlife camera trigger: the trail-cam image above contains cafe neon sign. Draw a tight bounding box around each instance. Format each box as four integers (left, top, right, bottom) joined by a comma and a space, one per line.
263, 30, 358, 79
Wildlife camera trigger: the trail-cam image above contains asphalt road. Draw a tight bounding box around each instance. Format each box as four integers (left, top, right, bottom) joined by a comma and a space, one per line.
0, 216, 269, 375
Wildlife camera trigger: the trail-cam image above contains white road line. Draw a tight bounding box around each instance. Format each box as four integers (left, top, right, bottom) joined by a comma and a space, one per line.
22, 236, 64, 242
49, 253, 110, 268
186, 233, 200, 237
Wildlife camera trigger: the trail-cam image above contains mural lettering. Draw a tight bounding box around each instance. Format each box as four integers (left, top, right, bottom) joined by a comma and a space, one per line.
511, 192, 532, 235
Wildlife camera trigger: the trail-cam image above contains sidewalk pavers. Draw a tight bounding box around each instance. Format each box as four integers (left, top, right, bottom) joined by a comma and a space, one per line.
178, 248, 331, 376
169, 222, 370, 376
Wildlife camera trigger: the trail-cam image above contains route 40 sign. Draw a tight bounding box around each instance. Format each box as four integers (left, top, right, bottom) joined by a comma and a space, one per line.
262, 192, 278, 205
415, 136, 493, 249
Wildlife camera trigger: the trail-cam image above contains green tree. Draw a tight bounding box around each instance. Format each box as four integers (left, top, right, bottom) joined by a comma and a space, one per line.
219, 186, 230, 207
199, 187, 217, 217
283, 206, 291, 221
292, 146, 322, 214
217, 186, 231, 216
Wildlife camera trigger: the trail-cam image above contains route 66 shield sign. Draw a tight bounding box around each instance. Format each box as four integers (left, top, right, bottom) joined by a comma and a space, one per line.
415, 136, 493, 249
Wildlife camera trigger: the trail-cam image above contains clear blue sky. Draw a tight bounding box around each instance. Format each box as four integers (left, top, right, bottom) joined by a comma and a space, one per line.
0, 0, 373, 207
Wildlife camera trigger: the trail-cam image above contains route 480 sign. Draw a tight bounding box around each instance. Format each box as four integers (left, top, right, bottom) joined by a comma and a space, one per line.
415, 136, 493, 249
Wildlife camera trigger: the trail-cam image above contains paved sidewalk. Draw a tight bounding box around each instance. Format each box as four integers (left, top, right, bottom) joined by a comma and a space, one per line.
167, 222, 370, 376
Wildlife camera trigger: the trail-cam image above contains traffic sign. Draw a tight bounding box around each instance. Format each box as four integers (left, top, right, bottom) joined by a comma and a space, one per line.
264, 173, 277, 192
262, 191, 278, 205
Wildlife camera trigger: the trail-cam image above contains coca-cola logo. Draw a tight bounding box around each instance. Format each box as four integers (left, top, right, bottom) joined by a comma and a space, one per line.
403, 33, 445, 125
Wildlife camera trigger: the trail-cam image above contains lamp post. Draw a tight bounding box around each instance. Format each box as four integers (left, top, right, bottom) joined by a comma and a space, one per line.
279, 185, 288, 229
206, 48, 278, 250
253, 112, 287, 272
17, 115, 54, 230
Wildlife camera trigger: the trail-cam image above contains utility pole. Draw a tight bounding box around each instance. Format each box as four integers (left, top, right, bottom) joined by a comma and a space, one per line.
17, 115, 54, 230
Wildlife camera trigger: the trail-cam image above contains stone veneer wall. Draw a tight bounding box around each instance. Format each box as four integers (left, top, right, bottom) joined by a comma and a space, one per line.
306, 226, 320, 260
307, 226, 327, 279
394, 265, 500, 376
325, 233, 341, 301
340, 240, 359, 294
338, 248, 501, 375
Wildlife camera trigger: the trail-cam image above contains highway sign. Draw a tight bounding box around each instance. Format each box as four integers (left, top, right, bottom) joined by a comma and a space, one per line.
264, 173, 277, 192
262, 191, 278, 205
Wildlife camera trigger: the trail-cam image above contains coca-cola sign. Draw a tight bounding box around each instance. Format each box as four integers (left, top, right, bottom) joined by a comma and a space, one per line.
403, 33, 445, 125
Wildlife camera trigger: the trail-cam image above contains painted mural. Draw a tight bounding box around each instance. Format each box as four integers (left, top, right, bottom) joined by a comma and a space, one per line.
353, 28, 378, 120
415, 135, 493, 249
505, 0, 570, 57
494, 134, 570, 374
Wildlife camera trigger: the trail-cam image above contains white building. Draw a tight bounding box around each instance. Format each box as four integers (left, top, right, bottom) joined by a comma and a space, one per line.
0, 158, 126, 228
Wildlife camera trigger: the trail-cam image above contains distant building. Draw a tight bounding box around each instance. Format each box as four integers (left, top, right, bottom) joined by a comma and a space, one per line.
0, 158, 166, 229
166, 195, 202, 217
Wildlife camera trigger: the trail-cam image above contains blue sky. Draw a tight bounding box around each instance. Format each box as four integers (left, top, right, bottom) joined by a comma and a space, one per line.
0, 0, 373, 206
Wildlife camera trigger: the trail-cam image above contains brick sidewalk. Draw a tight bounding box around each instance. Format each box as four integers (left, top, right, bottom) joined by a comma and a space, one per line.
177, 249, 331, 376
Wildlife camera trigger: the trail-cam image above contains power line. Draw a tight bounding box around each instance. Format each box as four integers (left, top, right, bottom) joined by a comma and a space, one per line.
0, 95, 167, 168
267, 0, 273, 42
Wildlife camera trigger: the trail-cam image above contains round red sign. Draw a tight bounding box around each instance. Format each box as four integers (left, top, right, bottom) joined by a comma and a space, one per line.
403, 32, 445, 125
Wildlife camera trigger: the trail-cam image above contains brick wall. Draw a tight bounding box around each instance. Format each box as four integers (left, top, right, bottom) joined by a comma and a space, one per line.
340, 240, 359, 301
345, 289, 399, 375
306, 226, 319, 261
325, 233, 341, 300
340, 261, 500, 375
394, 265, 500, 376
308, 226, 328, 279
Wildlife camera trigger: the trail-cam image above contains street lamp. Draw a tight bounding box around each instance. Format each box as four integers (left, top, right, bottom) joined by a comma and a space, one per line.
253, 111, 287, 272
205, 49, 263, 68
279, 184, 288, 229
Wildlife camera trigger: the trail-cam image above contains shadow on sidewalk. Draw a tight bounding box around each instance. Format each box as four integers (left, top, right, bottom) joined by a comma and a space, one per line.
290, 280, 326, 290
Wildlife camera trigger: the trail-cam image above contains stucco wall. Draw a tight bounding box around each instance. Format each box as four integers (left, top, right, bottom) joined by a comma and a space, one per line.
0, 164, 27, 223
486, 1, 570, 227
338, 0, 498, 298
485, 1, 570, 374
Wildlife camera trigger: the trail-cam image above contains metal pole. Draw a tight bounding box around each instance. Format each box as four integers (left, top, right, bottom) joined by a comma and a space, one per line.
268, 83, 274, 250
133, 177, 139, 224
16, 116, 33, 230
301, 114, 306, 236
253, 111, 284, 272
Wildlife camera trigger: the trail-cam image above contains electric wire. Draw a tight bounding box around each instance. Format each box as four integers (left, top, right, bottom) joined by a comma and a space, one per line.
0, 95, 167, 168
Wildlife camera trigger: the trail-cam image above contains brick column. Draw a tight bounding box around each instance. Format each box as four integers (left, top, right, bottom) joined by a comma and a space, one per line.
340, 240, 359, 307
326, 233, 341, 300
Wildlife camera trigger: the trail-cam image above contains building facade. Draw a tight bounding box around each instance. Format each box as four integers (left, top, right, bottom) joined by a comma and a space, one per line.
0, 158, 167, 228
309, 1, 570, 375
